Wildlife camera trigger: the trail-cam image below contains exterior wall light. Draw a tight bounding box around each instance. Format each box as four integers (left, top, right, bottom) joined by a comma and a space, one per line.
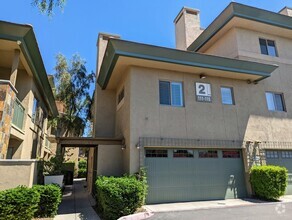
121, 145, 126, 150
200, 74, 206, 79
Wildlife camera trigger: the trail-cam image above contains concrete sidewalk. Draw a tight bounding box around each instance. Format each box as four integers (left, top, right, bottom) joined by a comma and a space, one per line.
55, 178, 100, 220
144, 196, 292, 213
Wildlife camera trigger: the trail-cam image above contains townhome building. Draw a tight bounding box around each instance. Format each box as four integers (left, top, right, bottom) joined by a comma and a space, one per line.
0, 21, 58, 189
89, 3, 292, 204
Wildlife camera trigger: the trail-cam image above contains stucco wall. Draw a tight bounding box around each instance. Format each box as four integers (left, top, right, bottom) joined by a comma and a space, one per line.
0, 159, 38, 190
204, 28, 239, 58
97, 145, 123, 176
235, 28, 292, 64
8, 68, 50, 160
93, 86, 116, 138
126, 64, 292, 173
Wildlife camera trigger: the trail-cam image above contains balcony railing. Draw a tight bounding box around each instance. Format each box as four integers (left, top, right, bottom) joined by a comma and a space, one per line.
12, 98, 25, 130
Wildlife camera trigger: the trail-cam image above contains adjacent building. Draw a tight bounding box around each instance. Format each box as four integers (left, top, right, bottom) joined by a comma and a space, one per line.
90, 3, 292, 204
0, 21, 58, 190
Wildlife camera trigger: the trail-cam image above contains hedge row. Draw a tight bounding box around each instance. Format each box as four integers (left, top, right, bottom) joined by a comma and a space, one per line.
0, 184, 62, 220
95, 169, 147, 220
78, 160, 87, 178
33, 184, 62, 217
250, 165, 288, 200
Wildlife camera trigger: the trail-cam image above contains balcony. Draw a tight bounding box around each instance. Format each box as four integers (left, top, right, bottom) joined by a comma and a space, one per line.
12, 98, 25, 130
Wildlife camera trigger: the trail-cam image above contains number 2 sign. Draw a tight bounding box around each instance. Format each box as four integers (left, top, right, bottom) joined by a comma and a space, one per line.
195, 82, 212, 102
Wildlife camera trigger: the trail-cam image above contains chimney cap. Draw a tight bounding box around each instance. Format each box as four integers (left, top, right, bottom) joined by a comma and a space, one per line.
174, 6, 200, 24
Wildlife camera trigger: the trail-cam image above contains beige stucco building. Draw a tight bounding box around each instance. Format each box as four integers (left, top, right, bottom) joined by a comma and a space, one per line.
90, 3, 292, 203
0, 21, 58, 189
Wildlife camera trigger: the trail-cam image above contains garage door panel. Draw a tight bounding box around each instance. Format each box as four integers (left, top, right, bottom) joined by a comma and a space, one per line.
145, 149, 247, 204
265, 150, 292, 195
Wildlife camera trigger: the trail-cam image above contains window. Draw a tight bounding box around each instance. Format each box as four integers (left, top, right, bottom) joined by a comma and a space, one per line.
199, 150, 218, 158
173, 149, 194, 158
265, 92, 285, 112
221, 87, 234, 105
159, 81, 183, 107
222, 150, 240, 158
266, 151, 279, 159
32, 98, 39, 123
118, 88, 124, 104
259, 38, 278, 57
145, 149, 168, 158
281, 151, 292, 159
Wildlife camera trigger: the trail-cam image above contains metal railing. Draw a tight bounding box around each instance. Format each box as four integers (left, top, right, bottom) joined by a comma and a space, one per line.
12, 98, 25, 130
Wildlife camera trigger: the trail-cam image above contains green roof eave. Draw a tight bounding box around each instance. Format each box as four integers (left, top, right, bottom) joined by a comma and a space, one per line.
188, 2, 292, 52
0, 21, 58, 117
97, 39, 278, 89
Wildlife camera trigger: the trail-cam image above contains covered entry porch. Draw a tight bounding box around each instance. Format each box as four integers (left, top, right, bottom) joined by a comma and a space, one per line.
51, 137, 124, 194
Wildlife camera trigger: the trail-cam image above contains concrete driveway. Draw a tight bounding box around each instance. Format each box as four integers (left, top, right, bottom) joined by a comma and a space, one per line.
147, 201, 292, 220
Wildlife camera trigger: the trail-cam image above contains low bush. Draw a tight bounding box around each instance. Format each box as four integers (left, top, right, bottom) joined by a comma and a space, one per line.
78, 159, 87, 170
0, 186, 40, 220
78, 168, 87, 178
95, 170, 147, 220
250, 165, 288, 200
33, 184, 62, 218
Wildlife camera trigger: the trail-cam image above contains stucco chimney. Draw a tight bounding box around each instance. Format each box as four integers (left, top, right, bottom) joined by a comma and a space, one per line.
279, 7, 292, 17
174, 7, 203, 50
97, 32, 120, 76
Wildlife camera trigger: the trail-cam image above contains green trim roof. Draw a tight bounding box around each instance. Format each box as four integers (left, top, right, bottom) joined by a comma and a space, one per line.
97, 39, 278, 89
188, 2, 292, 52
0, 21, 58, 117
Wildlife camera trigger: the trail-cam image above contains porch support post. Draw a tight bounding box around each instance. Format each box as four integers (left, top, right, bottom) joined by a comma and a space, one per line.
10, 49, 20, 86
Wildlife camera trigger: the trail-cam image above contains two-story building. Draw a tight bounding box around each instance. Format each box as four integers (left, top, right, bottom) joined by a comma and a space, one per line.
90, 3, 292, 204
0, 21, 58, 161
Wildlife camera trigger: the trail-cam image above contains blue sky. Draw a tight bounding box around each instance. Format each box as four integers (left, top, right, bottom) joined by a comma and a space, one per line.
1, 0, 292, 80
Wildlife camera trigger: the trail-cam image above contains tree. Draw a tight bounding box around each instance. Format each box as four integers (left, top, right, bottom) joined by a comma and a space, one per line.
32, 0, 66, 15
52, 53, 94, 137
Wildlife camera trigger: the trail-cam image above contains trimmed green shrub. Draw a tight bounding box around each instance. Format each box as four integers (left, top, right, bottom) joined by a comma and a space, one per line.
78, 160, 87, 170
0, 186, 40, 220
33, 184, 62, 218
250, 165, 288, 200
95, 172, 147, 220
78, 168, 87, 178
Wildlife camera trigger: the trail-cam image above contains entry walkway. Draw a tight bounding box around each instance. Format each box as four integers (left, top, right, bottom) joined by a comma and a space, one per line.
55, 178, 100, 220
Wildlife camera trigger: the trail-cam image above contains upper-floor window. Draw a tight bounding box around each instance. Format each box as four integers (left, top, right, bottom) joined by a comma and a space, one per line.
259, 38, 278, 57
32, 97, 39, 123
159, 81, 183, 107
221, 87, 234, 105
265, 92, 285, 112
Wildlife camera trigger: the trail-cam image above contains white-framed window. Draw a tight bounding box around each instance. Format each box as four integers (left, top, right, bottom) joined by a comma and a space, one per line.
265, 92, 285, 112
259, 38, 278, 57
32, 97, 39, 123
281, 151, 292, 159
221, 87, 234, 105
266, 150, 279, 159
159, 81, 183, 107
